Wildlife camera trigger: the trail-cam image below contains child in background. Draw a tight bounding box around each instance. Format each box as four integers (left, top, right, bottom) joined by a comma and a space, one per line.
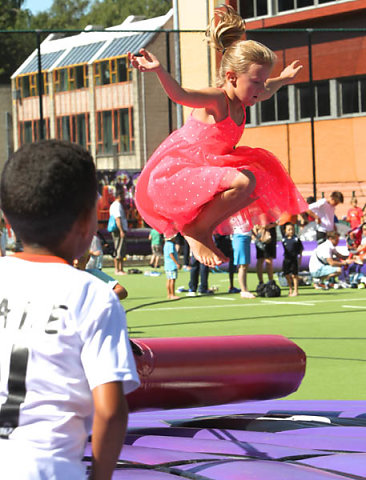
346, 197, 363, 230
75, 249, 128, 300
86, 232, 104, 270
232, 229, 255, 299
129, 5, 306, 268
0, 140, 139, 479
149, 228, 163, 268
164, 235, 181, 300
282, 222, 304, 296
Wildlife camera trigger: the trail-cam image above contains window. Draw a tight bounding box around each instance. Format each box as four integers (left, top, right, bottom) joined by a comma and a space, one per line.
96, 108, 134, 154
54, 65, 88, 93
56, 113, 90, 148
278, 0, 313, 12
16, 73, 49, 98
260, 88, 289, 123
239, 0, 338, 18
245, 107, 251, 125
340, 76, 366, 115
296, 81, 330, 118
19, 118, 50, 144
239, 0, 268, 18
94, 56, 131, 86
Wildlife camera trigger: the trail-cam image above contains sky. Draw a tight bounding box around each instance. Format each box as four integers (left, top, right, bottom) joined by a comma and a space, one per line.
24, 0, 54, 15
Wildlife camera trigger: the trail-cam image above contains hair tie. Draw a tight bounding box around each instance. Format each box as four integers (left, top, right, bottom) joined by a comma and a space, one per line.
222, 48, 226, 55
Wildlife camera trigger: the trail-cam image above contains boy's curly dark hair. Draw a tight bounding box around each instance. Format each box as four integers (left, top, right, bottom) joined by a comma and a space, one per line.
1, 140, 97, 249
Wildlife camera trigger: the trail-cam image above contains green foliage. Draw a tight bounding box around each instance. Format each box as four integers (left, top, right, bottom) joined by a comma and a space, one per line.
84, 0, 171, 28
0, 0, 34, 82
0, 0, 171, 82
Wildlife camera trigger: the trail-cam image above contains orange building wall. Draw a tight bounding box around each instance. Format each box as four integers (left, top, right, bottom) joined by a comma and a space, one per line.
241, 116, 366, 185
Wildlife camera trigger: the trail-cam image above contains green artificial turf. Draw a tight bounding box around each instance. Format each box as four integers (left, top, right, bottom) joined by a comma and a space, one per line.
106, 266, 366, 401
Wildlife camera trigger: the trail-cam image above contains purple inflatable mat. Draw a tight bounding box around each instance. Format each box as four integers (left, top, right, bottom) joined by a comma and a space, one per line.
84, 399, 366, 479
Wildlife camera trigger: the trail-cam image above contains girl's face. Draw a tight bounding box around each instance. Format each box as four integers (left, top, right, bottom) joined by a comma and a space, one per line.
233, 63, 272, 106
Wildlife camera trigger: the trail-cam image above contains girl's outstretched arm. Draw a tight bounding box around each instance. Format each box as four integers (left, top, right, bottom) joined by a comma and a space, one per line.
128, 49, 224, 112
257, 60, 303, 102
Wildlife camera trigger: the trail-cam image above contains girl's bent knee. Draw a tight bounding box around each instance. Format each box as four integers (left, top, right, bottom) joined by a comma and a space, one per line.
240, 170, 256, 192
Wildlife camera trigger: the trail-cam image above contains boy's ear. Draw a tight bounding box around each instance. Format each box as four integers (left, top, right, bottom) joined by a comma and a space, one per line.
78, 206, 97, 240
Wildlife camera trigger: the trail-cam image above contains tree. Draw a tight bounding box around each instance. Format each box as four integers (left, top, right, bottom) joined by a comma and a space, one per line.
0, 0, 172, 82
84, 0, 171, 29
0, 0, 34, 82
31, 0, 90, 30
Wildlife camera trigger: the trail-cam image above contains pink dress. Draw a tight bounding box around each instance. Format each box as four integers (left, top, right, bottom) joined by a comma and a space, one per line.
135, 109, 307, 237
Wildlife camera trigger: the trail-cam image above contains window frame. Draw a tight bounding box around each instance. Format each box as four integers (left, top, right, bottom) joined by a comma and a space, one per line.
56, 113, 91, 149
93, 55, 132, 86
16, 73, 49, 98
19, 118, 50, 144
53, 64, 88, 93
96, 107, 134, 155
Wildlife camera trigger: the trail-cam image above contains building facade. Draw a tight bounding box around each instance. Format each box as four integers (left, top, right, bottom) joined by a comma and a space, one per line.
11, 1, 366, 217
11, 10, 176, 173
177, 0, 366, 214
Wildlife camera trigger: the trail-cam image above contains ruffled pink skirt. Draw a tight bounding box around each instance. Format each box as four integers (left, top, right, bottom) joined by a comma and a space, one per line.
135, 142, 307, 237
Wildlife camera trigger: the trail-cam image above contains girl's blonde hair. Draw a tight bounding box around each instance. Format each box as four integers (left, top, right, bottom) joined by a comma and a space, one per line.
206, 5, 277, 86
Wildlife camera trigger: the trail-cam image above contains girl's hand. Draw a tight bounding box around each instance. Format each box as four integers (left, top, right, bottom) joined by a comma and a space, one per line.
128, 49, 161, 72
279, 60, 303, 84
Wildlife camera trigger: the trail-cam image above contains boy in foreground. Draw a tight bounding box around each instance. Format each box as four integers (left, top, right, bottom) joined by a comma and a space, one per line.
0, 140, 140, 479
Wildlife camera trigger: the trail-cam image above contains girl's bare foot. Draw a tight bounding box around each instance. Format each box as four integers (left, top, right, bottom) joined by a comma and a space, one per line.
183, 231, 227, 267
289, 291, 298, 297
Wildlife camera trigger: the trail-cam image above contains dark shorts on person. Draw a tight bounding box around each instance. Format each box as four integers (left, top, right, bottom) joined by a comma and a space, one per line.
283, 257, 299, 275
316, 231, 327, 245
256, 240, 276, 260
112, 232, 126, 259
152, 244, 162, 255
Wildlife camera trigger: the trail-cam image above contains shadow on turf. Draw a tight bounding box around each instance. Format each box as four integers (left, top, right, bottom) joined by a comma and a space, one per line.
125, 290, 242, 314
127, 308, 366, 333
307, 355, 366, 362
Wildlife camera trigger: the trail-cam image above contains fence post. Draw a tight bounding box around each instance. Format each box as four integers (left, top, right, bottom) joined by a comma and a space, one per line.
307, 28, 316, 200
36, 30, 44, 140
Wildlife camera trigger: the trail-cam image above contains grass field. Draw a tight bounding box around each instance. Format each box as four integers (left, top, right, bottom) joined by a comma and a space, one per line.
105, 266, 366, 401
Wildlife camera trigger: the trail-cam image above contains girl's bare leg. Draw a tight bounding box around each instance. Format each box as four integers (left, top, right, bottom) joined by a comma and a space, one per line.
286, 274, 293, 296
182, 171, 256, 267
256, 258, 264, 283
292, 275, 299, 296
265, 258, 274, 281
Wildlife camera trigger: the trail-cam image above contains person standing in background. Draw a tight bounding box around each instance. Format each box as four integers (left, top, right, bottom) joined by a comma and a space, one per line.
109, 191, 128, 275
163, 235, 181, 300
253, 223, 277, 286
281, 222, 303, 297
232, 229, 255, 298
307, 191, 344, 244
149, 228, 163, 269
346, 197, 363, 230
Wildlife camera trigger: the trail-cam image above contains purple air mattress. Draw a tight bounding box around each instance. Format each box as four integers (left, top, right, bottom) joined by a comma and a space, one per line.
84, 399, 366, 479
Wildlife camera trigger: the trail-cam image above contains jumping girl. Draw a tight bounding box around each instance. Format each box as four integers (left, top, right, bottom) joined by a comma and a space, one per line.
129, 5, 307, 267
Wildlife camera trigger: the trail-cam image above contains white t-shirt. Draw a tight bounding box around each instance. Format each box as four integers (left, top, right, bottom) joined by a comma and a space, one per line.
309, 239, 337, 272
0, 253, 140, 479
109, 200, 128, 231
308, 198, 335, 233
